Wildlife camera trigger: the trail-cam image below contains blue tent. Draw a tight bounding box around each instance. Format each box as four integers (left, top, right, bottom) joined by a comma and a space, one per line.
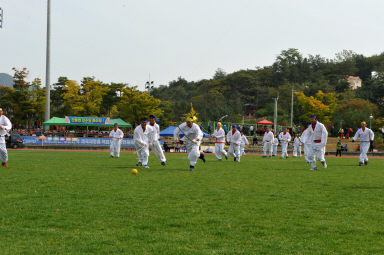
160, 126, 210, 137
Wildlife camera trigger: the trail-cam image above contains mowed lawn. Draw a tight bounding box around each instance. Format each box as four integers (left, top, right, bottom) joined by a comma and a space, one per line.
1, 150, 384, 255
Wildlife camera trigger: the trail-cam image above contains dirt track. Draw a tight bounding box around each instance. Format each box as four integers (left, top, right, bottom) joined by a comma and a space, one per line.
9, 148, 384, 158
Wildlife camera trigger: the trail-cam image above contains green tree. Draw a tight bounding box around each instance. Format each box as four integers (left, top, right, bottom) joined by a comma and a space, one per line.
118, 87, 163, 125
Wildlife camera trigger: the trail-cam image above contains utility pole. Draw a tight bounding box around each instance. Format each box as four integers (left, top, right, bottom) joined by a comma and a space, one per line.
0, 7, 4, 28
44, 0, 51, 130
290, 84, 295, 128
273, 93, 279, 133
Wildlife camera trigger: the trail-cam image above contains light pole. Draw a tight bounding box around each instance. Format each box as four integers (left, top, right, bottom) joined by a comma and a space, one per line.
145, 74, 154, 95
44, 0, 51, 130
290, 84, 295, 128
369, 114, 373, 129
273, 94, 279, 133
0, 7, 3, 28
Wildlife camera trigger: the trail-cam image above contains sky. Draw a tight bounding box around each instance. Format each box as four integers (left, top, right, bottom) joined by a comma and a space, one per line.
1, 0, 384, 91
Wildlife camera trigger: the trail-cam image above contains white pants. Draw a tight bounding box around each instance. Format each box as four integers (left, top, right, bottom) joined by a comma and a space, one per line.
110, 139, 121, 157
150, 140, 166, 162
263, 142, 272, 156
272, 145, 278, 156
240, 144, 246, 156
229, 143, 240, 162
293, 144, 301, 157
281, 142, 289, 158
309, 144, 326, 169
0, 143, 8, 163
215, 143, 227, 160
359, 141, 370, 163
304, 144, 311, 162
186, 141, 201, 166
136, 143, 149, 166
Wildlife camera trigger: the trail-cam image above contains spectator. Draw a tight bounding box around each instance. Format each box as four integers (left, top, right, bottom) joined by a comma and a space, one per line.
336, 141, 342, 157
252, 136, 258, 145
163, 142, 170, 152
344, 144, 349, 152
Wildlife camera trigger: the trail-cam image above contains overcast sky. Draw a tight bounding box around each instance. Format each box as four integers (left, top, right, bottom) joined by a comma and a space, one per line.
1, 0, 383, 90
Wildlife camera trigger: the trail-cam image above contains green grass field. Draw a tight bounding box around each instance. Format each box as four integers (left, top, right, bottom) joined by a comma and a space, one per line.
1, 150, 384, 255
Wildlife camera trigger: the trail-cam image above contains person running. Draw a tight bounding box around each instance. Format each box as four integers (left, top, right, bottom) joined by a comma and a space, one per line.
240, 130, 249, 156
352, 121, 374, 166
134, 118, 155, 168
148, 115, 166, 166
292, 134, 302, 157
211, 122, 228, 161
306, 116, 328, 171
109, 123, 124, 158
272, 134, 279, 156
0, 108, 12, 167
262, 127, 274, 158
278, 128, 291, 159
174, 115, 204, 171
227, 125, 241, 162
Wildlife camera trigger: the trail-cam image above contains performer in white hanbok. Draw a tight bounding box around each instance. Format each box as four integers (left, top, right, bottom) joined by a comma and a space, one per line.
227, 125, 241, 162
174, 114, 204, 171
278, 129, 291, 159
352, 121, 375, 166
134, 118, 155, 168
240, 130, 249, 156
148, 115, 166, 166
292, 134, 302, 157
0, 108, 12, 167
306, 116, 328, 170
272, 134, 279, 156
211, 122, 228, 161
109, 123, 124, 158
300, 127, 311, 163
262, 127, 274, 158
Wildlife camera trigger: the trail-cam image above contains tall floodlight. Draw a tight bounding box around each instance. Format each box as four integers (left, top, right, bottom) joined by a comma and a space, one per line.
145, 74, 154, 95
44, 0, 51, 129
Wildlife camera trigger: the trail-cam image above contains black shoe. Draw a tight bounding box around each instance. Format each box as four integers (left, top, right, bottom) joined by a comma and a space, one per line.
190, 165, 194, 171
136, 162, 142, 166
199, 154, 206, 163
234, 157, 236, 161
364, 160, 368, 165
161, 161, 166, 166
110, 155, 114, 158
359, 162, 362, 166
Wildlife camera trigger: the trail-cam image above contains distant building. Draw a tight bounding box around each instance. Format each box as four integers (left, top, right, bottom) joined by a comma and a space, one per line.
347, 76, 362, 90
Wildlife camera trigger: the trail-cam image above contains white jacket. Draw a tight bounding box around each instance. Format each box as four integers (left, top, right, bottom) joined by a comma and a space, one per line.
109, 128, 124, 140
306, 121, 328, 146
263, 131, 274, 143
300, 127, 311, 144
294, 137, 301, 146
227, 130, 241, 145
240, 135, 249, 146
134, 124, 155, 147
273, 137, 279, 146
174, 122, 203, 143
278, 132, 291, 143
149, 123, 160, 140
0, 115, 12, 144
213, 128, 226, 143
353, 127, 374, 142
